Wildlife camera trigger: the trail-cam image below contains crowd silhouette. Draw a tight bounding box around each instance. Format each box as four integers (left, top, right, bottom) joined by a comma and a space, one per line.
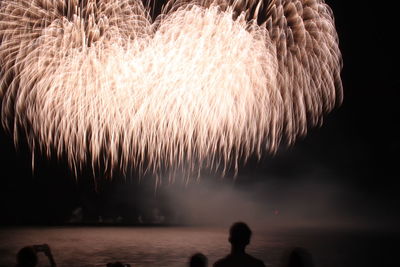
15, 222, 315, 267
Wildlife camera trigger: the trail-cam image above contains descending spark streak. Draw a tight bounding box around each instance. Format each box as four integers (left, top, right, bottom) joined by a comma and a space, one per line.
0, 0, 342, 179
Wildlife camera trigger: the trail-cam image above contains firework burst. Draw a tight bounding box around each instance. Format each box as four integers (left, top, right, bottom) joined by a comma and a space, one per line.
0, 0, 342, 180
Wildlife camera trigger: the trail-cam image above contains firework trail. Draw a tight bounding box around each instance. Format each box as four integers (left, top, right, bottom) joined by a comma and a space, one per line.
0, 0, 342, 180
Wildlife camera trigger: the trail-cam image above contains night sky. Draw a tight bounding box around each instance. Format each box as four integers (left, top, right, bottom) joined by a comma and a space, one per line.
0, 1, 399, 229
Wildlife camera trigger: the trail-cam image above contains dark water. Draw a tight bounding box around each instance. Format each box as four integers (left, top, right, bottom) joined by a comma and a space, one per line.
0, 226, 398, 267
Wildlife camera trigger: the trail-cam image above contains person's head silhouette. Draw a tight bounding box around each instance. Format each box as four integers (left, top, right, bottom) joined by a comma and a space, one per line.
189, 253, 208, 267
214, 222, 265, 266
16, 246, 38, 267
228, 222, 252, 250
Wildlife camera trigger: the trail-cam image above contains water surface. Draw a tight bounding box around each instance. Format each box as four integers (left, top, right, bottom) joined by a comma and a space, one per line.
0, 226, 397, 267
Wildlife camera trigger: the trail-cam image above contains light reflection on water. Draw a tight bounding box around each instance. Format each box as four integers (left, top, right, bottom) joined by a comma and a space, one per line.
0, 226, 397, 267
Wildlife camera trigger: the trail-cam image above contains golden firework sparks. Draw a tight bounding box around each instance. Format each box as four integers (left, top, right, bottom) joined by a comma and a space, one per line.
0, 0, 342, 180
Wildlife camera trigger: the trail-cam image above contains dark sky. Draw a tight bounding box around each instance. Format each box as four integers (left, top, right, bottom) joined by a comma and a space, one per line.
0, 1, 399, 228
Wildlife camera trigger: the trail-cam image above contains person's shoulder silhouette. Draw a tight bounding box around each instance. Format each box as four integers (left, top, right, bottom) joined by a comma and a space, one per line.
214, 254, 265, 267
213, 222, 265, 267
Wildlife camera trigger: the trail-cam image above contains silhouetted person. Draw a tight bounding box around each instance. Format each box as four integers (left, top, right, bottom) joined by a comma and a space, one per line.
16, 244, 56, 267
280, 247, 315, 267
16, 246, 37, 267
190, 253, 208, 267
213, 222, 265, 267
